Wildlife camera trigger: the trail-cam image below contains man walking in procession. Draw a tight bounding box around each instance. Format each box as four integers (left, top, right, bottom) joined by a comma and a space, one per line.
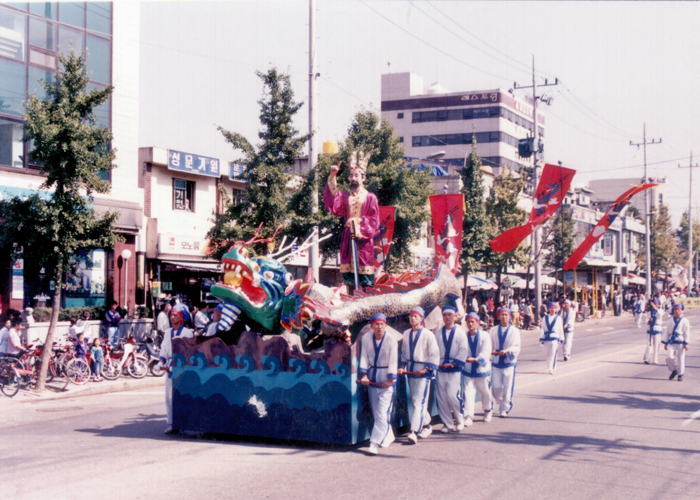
645, 298, 664, 365
324, 150, 379, 289
662, 303, 690, 381
399, 307, 439, 444
490, 307, 521, 417
463, 312, 493, 426
540, 302, 564, 374
561, 299, 576, 361
435, 306, 469, 433
159, 309, 194, 434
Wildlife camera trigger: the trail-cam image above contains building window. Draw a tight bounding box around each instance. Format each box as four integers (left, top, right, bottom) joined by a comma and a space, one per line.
59, 2, 86, 28
86, 34, 110, 83
232, 188, 245, 206
173, 179, 195, 212
397, 112, 403, 119
29, 2, 58, 20
86, 2, 111, 36
0, 7, 27, 62
58, 25, 85, 57
0, 117, 24, 168
398, 136, 404, 143
0, 57, 27, 117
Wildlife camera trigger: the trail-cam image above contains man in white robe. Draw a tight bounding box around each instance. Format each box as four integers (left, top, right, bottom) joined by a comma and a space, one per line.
561, 300, 576, 361
644, 299, 664, 365
359, 313, 398, 455
399, 307, 439, 444
633, 294, 646, 329
462, 312, 493, 425
435, 306, 469, 433
490, 307, 521, 417
159, 309, 194, 434
540, 302, 563, 374
662, 303, 690, 381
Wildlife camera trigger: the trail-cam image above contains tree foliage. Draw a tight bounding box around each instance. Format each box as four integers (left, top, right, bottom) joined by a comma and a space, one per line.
676, 210, 700, 258
1, 52, 120, 392
543, 206, 576, 270
639, 203, 679, 283
460, 136, 489, 275
289, 111, 432, 271
208, 69, 311, 258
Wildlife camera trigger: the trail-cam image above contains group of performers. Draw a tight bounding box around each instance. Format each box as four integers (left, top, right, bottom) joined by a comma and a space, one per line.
358, 305, 521, 455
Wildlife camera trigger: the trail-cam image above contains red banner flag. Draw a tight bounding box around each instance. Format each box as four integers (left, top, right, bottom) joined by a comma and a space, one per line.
373, 206, 396, 276
490, 163, 576, 253
430, 194, 465, 274
564, 183, 657, 270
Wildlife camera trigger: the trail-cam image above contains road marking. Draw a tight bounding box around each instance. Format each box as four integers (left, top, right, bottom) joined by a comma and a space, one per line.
682, 409, 700, 427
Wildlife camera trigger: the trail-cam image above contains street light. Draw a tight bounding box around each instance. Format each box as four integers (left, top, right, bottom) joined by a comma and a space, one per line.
121, 249, 132, 309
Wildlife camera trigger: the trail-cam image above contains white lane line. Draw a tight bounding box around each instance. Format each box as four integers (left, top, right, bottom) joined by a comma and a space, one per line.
682, 409, 700, 427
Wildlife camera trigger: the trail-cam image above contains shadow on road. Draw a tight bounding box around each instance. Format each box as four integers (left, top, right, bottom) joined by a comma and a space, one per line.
531, 390, 700, 414
76, 413, 171, 441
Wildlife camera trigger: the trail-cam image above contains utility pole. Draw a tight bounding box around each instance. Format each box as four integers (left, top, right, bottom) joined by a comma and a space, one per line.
308, 0, 319, 282
679, 152, 697, 293
630, 124, 661, 300
514, 57, 558, 323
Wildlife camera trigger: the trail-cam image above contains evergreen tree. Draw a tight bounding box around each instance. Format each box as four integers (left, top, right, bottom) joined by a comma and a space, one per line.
289, 111, 432, 271
625, 205, 642, 222
208, 69, 311, 258
542, 206, 576, 296
2, 52, 120, 392
640, 203, 679, 289
483, 168, 529, 306
460, 136, 489, 276
676, 210, 700, 259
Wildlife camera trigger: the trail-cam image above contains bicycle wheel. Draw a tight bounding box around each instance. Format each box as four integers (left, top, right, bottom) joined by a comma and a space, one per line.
1, 366, 20, 397
101, 357, 121, 380
66, 359, 90, 385
127, 356, 148, 379
150, 361, 165, 377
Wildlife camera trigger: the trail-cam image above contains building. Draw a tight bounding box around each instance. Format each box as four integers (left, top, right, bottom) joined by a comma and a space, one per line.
381, 72, 543, 181
589, 177, 669, 215
0, 1, 141, 313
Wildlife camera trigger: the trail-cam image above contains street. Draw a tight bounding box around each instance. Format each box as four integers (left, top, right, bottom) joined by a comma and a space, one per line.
2, 311, 700, 500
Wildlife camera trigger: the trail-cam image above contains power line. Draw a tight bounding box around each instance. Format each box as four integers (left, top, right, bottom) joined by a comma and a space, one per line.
570, 156, 691, 173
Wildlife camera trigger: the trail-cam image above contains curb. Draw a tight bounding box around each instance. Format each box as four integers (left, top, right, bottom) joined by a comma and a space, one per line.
18, 376, 165, 403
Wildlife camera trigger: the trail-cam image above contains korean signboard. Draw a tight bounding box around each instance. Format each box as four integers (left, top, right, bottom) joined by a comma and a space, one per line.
159, 234, 208, 257
603, 232, 613, 256
168, 149, 220, 178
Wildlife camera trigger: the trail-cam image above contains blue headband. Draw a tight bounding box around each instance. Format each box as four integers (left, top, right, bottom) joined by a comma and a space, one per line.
466, 312, 480, 321
410, 307, 425, 319
498, 307, 511, 316
547, 301, 557, 309
442, 306, 457, 314
370, 313, 387, 324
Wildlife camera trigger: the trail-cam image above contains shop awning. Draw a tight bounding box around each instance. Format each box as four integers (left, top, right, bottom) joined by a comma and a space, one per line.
160, 260, 222, 272
572, 259, 626, 273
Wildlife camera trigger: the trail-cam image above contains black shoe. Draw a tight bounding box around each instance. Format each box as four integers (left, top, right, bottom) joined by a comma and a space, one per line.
644, 360, 650, 365
669, 370, 678, 380
678, 375, 683, 382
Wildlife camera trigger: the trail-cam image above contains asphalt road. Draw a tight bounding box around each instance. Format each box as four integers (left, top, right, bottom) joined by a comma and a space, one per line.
2, 310, 699, 500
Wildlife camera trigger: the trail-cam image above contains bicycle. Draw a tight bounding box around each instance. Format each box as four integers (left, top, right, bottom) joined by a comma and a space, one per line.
0, 357, 21, 397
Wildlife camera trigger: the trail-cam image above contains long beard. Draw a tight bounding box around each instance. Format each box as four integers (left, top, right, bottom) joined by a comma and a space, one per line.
350, 181, 359, 190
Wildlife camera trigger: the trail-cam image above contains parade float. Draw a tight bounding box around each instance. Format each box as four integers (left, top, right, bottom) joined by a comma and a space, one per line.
170, 231, 462, 444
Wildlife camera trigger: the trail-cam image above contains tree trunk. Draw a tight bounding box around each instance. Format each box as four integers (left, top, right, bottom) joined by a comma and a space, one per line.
34, 262, 62, 392
495, 268, 502, 310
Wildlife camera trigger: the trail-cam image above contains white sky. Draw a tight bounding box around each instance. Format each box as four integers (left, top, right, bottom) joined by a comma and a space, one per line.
139, 0, 700, 227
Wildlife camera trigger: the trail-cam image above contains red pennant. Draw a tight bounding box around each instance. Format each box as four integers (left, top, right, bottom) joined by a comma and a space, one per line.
373, 206, 396, 276
564, 184, 657, 270
430, 194, 465, 274
490, 163, 576, 253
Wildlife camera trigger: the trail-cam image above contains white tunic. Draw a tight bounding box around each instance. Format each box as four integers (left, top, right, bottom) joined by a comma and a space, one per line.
434, 324, 469, 372
489, 324, 521, 368
561, 309, 575, 335
400, 327, 440, 376
662, 316, 690, 346
359, 332, 398, 384
159, 325, 194, 374
540, 314, 564, 342
463, 330, 492, 378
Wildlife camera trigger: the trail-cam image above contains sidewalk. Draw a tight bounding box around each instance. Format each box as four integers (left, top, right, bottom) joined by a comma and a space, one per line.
13, 375, 165, 403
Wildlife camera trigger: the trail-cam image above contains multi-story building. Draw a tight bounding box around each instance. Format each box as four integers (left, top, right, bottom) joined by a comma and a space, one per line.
0, 2, 141, 312
589, 177, 669, 215
381, 72, 543, 180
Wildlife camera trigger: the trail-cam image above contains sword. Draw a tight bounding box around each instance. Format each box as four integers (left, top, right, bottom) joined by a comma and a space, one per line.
351, 220, 361, 291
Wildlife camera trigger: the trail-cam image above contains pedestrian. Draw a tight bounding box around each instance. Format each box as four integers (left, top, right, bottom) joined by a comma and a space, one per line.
193, 303, 210, 334
77, 310, 92, 343
662, 303, 690, 381
540, 302, 563, 374
434, 306, 469, 433
75, 332, 88, 361
462, 312, 493, 426
523, 300, 533, 330
359, 313, 398, 455
0, 318, 11, 354
471, 294, 478, 313
156, 302, 172, 337
90, 338, 104, 382
510, 299, 520, 328
104, 301, 122, 346
561, 299, 576, 362
399, 307, 439, 444
159, 309, 194, 434
490, 307, 521, 418
633, 294, 646, 329
479, 301, 490, 327
644, 299, 664, 365
4, 319, 25, 357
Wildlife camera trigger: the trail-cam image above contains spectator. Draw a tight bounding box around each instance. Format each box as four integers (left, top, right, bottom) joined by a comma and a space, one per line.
90, 338, 104, 382
68, 318, 79, 339
0, 318, 11, 354
156, 303, 172, 335
77, 310, 92, 342
5, 319, 25, 357
192, 303, 210, 334
104, 301, 122, 346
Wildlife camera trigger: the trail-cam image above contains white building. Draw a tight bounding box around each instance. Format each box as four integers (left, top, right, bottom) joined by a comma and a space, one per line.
589, 177, 669, 215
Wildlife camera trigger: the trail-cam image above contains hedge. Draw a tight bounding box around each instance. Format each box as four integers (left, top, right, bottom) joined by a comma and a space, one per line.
32, 305, 151, 323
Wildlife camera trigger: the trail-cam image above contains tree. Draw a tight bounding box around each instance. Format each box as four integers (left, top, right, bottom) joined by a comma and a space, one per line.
482, 168, 529, 307
5, 52, 120, 392
460, 136, 489, 277
542, 206, 576, 298
289, 111, 432, 271
640, 203, 679, 289
676, 210, 700, 259
208, 69, 311, 258
625, 205, 642, 222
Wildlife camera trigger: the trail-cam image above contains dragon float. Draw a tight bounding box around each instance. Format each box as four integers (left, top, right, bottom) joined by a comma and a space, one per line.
171, 228, 462, 444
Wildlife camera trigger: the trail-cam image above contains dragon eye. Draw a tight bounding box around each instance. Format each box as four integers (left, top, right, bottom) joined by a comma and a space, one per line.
285, 273, 293, 284
264, 271, 274, 279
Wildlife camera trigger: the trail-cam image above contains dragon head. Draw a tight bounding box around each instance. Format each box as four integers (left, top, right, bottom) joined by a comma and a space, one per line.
210, 243, 293, 332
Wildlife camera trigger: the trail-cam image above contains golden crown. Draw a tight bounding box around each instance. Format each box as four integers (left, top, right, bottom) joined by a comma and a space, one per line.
349, 149, 373, 173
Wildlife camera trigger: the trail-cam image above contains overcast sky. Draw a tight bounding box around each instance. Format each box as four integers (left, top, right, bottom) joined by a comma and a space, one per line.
139, 0, 700, 226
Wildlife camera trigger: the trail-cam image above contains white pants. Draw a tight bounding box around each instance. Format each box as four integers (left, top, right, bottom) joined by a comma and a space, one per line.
666, 345, 686, 375
369, 385, 395, 447
436, 371, 463, 429
644, 334, 661, 364
165, 376, 172, 426
542, 340, 560, 373
635, 313, 644, 329
407, 376, 432, 433
563, 329, 574, 357
463, 376, 492, 419
492, 366, 516, 414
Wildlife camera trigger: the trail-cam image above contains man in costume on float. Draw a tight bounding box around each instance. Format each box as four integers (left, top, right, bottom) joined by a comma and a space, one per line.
324, 150, 380, 289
